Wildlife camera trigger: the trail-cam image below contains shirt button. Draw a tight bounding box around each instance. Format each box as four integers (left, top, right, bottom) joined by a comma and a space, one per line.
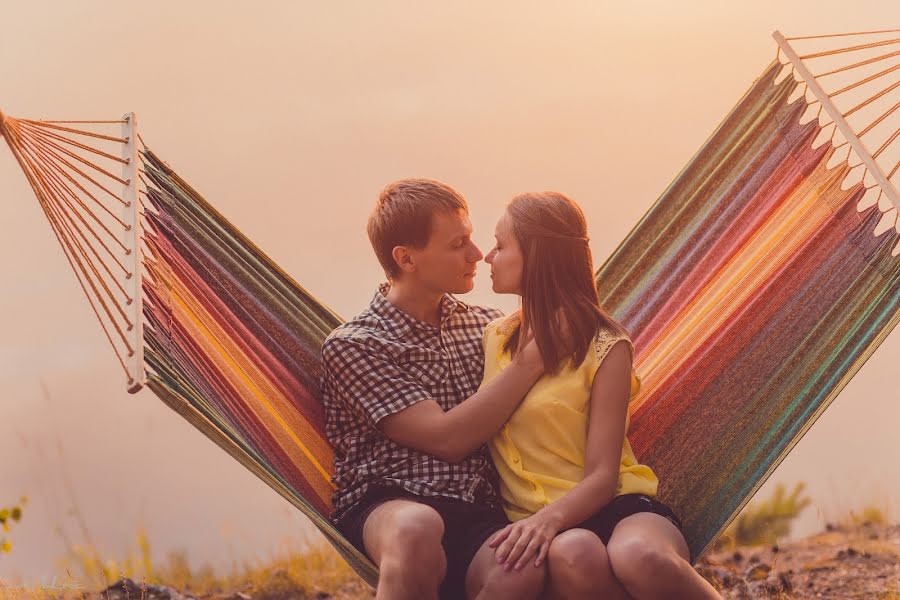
512, 457, 520, 464
529, 482, 537, 490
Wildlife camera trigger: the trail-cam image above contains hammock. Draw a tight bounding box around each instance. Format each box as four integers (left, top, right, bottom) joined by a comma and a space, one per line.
1, 30, 897, 587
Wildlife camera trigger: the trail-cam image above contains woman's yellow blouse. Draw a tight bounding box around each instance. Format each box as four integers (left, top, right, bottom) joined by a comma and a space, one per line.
481, 315, 658, 522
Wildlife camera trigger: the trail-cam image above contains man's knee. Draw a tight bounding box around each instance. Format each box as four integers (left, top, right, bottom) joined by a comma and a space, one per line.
367, 501, 444, 553
389, 504, 445, 550
365, 502, 447, 593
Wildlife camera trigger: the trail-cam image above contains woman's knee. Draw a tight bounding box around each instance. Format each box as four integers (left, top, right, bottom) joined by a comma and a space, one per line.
547, 528, 610, 575
479, 562, 546, 600
607, 534, 679, 586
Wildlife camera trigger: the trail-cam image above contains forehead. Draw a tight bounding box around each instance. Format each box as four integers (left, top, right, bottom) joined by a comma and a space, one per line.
494, 211, 512, 236
431, 209, 471, 237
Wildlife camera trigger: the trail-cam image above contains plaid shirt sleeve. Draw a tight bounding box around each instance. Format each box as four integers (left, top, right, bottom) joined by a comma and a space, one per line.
321, 336, 434, 428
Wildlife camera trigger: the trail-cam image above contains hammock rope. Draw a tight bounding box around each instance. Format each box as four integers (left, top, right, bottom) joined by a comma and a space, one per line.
1, 30, 898, 590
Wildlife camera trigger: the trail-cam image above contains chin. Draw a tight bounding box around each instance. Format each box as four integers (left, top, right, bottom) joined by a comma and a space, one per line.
445, 280, 474, 295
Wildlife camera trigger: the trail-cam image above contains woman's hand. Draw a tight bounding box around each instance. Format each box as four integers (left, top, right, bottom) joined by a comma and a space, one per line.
489, 510, 561, 570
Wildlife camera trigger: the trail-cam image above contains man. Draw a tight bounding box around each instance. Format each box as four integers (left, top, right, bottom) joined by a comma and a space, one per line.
321, 178, 547, 600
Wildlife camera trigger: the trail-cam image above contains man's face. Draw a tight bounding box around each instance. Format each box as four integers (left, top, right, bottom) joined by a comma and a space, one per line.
406, 210, 483, 295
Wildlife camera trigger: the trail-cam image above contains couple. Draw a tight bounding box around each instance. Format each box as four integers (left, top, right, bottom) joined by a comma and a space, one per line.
320, 179, 721, 600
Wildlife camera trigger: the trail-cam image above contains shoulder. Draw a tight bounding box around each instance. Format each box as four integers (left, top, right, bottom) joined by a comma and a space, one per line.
461, 302, 504, 326
588, 326, 641, 395
591, 326, 634, 369
486, 310, 520, 337
321, 313, 387, 362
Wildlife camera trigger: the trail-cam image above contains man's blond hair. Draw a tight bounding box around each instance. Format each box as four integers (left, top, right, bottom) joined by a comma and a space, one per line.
367, 178, 469, 278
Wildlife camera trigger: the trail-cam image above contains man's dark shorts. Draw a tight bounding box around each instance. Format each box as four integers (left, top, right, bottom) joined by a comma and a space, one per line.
335, 484, 510, 600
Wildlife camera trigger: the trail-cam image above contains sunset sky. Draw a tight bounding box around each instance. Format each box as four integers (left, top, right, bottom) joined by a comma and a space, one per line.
1, 1, 897, 582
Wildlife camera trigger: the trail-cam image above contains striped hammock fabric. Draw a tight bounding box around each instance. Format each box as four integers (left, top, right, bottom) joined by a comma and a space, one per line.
597, 59, 899, 560
136, 58, 898, 573
137, 153, 378, 581
1, 31, 897, 589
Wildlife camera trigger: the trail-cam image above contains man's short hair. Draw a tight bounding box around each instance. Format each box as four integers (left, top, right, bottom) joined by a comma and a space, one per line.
367, 178, 469, 278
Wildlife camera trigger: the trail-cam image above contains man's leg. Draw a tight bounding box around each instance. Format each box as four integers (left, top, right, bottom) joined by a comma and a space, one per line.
362, 499, 447, 600
464, 533, 547, 600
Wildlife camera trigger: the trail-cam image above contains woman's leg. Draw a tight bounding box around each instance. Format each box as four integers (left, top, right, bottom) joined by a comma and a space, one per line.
541, 528, 632, 600
605, 513, 721, 600
465, 536, 547, 600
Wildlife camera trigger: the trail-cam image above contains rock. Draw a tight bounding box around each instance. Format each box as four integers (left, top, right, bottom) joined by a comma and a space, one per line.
746, 563, 772, 581
100, 578, 198, 600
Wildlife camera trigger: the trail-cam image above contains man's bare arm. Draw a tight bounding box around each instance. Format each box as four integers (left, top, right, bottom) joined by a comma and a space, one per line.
380, 343, 543, 463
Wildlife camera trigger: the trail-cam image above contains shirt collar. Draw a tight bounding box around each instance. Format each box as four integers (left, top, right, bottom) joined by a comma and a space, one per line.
371, 282, 469, 334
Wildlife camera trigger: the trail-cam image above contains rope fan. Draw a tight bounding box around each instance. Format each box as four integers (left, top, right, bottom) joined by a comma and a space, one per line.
1, 30, 897, 589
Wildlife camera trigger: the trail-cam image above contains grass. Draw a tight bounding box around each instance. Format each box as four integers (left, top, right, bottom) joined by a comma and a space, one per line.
837, 503, 891, 529
3, 423, 896, 600
1, 530, 370, 600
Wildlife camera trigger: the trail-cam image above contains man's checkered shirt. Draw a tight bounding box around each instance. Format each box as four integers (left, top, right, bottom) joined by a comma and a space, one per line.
321, 283, 504, 523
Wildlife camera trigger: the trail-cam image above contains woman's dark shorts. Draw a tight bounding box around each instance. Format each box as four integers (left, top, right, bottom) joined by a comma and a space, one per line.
335, 484, 511, 600
578, 493, 689, 560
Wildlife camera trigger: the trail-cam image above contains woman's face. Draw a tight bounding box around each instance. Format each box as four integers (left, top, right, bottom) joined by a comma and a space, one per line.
484, 210, 524, 295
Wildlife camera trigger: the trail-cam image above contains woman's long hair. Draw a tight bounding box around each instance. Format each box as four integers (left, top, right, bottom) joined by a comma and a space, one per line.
503, 191, 629, 373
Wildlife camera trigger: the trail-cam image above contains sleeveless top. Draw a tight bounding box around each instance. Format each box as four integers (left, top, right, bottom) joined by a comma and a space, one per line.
481, 314, 658, 521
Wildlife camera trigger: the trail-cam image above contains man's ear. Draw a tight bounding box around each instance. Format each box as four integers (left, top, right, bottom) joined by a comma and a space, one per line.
392, 245, 416, 274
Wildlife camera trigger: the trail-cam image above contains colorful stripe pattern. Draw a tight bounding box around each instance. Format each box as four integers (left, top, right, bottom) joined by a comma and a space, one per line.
138, 154, 379, 584
596, 60, 899, 560
135, 59, 897, 583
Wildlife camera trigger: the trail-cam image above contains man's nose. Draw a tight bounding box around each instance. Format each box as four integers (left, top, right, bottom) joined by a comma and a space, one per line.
468, 241, 484, 263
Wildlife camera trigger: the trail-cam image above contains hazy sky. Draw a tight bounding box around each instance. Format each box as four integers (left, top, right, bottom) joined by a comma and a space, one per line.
1, 1, 897, 584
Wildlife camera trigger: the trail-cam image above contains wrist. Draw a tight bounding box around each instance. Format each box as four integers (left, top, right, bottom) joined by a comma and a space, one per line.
512, 356, 543, 379
540, 506, 566, 531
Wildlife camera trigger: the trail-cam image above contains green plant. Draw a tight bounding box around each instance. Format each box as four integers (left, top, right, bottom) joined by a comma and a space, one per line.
842, 503, 890, 528
712, 482, 811, 550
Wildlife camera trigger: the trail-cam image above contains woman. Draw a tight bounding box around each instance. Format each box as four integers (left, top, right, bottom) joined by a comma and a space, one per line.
481, 192, 721, 600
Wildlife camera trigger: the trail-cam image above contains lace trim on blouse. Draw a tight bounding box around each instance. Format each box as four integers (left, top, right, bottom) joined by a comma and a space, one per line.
594, 327, 631, 365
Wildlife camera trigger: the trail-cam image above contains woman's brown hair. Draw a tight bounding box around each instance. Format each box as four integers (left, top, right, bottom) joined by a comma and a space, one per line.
503, 191, 629, 373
